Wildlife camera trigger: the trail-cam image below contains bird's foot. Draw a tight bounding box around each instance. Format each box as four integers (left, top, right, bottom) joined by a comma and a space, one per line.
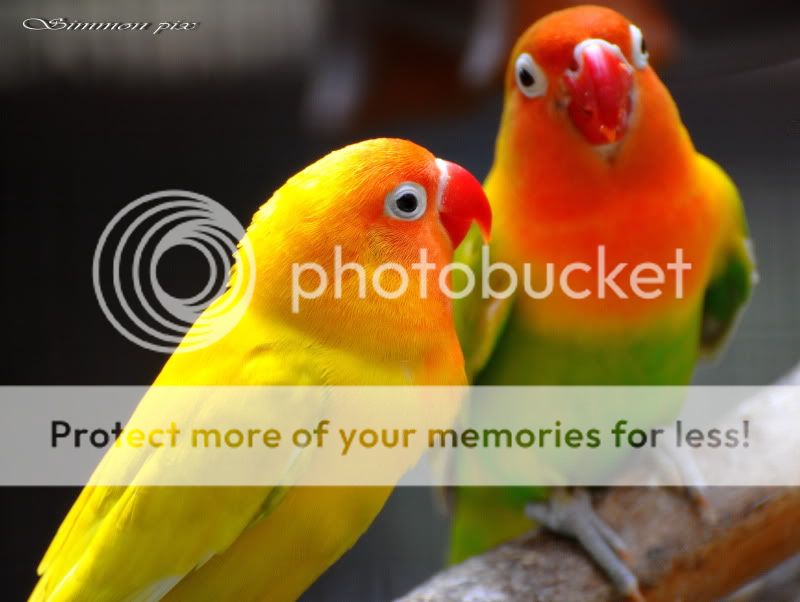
526, 488, 643, 602
650, 425, 716, 523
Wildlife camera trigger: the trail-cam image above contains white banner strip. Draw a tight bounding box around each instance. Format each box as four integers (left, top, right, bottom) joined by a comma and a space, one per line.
0, 386, 796, 486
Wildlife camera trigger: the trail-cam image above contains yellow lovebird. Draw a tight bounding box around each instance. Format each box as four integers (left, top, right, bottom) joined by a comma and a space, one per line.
32, 138, 491, 602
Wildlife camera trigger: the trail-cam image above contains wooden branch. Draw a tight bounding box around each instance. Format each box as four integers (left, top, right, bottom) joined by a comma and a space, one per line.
398, 365, 800, 602
727, 553, 800, 601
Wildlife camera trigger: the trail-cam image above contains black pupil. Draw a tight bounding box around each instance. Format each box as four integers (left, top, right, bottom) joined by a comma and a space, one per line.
396, 193, 418, 213
519, 68, 535, 87
641, 36, 647, 54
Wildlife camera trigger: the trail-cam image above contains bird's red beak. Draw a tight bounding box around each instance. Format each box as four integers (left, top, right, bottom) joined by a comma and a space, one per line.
437, 159, 491, 248
564, 40, 633, 145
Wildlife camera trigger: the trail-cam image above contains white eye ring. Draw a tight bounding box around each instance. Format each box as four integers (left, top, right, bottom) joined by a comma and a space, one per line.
629, 24, 649, 70
384, 181, 427, 221
514, 52, 548, 98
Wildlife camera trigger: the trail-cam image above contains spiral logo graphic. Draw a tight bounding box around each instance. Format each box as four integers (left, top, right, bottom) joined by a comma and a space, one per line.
92, 190, 256, 353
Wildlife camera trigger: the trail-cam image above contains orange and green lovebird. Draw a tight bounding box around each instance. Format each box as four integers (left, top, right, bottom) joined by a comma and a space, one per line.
31, 138, 491, 602
449, 4, 756, 587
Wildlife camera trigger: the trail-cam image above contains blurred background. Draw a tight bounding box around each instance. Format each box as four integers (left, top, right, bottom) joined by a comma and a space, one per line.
1, 0, 798, 599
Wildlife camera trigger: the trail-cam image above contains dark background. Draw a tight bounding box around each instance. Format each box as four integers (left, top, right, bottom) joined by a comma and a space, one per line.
2, 1, 799, 600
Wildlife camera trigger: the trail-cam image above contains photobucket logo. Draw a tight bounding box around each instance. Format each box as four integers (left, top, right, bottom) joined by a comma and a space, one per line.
92, 191, 255, 353
291, 245, 691, 313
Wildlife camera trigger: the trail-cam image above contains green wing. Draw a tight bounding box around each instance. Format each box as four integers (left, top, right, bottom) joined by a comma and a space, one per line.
697, 154, 757, 354
452, 225, 516, 381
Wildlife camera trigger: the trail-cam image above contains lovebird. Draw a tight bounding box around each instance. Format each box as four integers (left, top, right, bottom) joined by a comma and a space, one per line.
449, 5, 755, 595
31, 138, 491, 602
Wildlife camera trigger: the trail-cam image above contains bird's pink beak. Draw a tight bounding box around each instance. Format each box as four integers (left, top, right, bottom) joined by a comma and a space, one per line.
436, 159, 492, 248
564, 40, 634, 145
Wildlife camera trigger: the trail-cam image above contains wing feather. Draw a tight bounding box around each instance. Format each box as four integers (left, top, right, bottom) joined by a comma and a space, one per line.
32, 313, 330, 602
696, 154, 756, 353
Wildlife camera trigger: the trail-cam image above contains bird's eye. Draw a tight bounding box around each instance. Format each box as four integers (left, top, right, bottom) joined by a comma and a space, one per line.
515, 53, 547, 98
629, 24, 649, 70
385, 182, 427, 221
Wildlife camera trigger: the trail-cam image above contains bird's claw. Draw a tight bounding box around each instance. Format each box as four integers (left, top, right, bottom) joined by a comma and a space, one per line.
526, 489, 643, 601
651, 426, 716, 524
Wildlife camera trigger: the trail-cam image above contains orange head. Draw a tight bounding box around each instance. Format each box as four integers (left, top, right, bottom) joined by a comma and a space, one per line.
258, 138, 490, 264
489, 8, 710, 331
241, 138, 491, 354
499, 5, 691, 172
